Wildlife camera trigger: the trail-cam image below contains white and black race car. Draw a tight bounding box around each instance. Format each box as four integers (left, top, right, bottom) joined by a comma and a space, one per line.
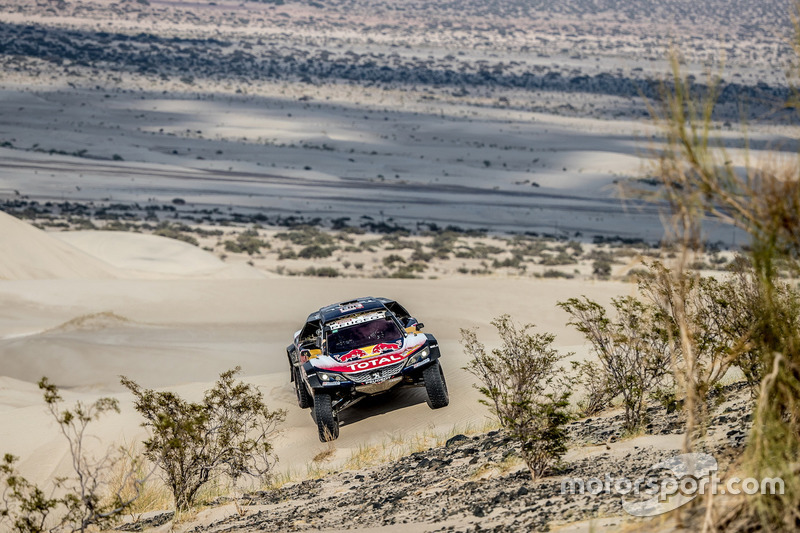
287, 297, 449, 441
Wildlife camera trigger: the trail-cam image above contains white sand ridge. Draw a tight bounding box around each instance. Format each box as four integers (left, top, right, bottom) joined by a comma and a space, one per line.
0, 211, 265, 280
0, 210, 120, 280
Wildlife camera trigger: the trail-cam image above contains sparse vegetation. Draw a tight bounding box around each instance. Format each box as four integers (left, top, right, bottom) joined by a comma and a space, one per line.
120, 368, 285, 511
643, 35, 800, 528
154, 222, 199, 246
223, 228, 269, 255
570, 360, 617, 417
303, 266, 340, 277
0, 379, 142, 533
559, 296, 671, 431
461, 315, 572, 478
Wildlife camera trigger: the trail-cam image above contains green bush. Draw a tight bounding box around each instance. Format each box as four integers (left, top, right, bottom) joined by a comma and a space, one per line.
461, 316, 572, 478
297, 244, 335, 259
559, 296, 671, 432
382, 254, 406, 267
542, 269, 574, 279
539, 251, 578, 266
304, 266, 340, 277
277, 247, 297, 260
154, 223, 199, 246
275, 226, 333, 247
493, 254, 525, 269
224, 229, 269, 255
592, 259, 612, 279
121, 368, 285, 511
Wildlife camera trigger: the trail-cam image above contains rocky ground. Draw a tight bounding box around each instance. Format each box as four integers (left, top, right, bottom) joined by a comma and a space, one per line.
122, 383, 753, 532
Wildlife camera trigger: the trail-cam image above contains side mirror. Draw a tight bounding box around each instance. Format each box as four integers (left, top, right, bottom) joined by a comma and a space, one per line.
415, 322, 425, 331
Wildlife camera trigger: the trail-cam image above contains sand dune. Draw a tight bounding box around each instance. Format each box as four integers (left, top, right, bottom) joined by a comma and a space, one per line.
54, 230, 267, 279
0, 211, 120, 280
0, 211, 265, 281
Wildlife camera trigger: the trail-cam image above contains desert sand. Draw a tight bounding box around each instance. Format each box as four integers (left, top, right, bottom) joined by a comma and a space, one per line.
0, 209, 635, 488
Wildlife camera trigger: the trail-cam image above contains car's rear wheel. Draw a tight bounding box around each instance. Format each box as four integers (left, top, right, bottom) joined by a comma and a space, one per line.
313, 392, 339, 442
423, 361, 449, 409
294, 367, 312, 409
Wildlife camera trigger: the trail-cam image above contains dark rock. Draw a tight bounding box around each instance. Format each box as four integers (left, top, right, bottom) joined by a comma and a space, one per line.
446, 434, 469, 447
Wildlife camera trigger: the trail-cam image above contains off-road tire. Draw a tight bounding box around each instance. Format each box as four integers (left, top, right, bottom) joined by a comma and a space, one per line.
294, 367, 312, 409
423, 361, 449, 409
313, 392, 339, 442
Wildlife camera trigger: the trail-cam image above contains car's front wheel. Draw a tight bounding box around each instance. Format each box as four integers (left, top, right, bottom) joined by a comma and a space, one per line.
313, 392, 339, 442
423, 361, 449, 409
294, 367, 312, 409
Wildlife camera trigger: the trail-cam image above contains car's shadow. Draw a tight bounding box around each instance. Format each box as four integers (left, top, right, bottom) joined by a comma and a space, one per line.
313, 387, 429, 427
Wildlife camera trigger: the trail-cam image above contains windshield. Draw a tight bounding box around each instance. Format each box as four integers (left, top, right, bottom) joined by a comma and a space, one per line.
326, 318, 403, 354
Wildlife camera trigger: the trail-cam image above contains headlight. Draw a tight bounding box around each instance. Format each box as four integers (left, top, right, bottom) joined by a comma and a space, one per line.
406, 346, 431, 366
319, 372, 348, 382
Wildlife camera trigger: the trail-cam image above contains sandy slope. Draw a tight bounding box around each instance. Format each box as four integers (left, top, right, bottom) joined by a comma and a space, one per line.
53, 230, 267, 279
0, 213, 635, 489
0, 211, 120, 280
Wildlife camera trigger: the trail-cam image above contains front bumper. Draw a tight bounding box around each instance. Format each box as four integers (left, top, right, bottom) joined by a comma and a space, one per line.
305, 338, 441, 393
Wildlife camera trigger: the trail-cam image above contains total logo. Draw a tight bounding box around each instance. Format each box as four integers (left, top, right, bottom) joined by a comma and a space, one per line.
344, 352, 406, 371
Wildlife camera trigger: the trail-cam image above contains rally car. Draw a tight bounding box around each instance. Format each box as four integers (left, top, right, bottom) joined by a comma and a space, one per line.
287, 297, 449, 441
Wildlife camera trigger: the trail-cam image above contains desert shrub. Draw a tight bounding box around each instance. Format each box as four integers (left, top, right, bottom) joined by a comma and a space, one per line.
426, 231, 460, 259
0, 379, 141, 532
120, 368, 285, 511
382, 254, 406, 267
493, 254, 525, 269
454, 243, 504, 259
570, 360, 618, 417
559, 296, 671, 432
623, 267, 652, 282
194, 227, 224, 238
541, 269, 573, 279
153, 222, 199, 246
539, 251, 577, 266
461, 315, 572, 478
383, 237, 419, 251
584, 249, 618, 263
387, 263, 426, 278
224, 229, 269, 255
510, 238, 549, 258
592, 259, 612, 279
410, 249, 434, 262
567, 241, 584, 255
297, 244, 335, 259
304, 266, 340, 277
642, 261, 800, 401
277, 247, 297, 260
275, 226, 333, 247
233, 229, 270, 255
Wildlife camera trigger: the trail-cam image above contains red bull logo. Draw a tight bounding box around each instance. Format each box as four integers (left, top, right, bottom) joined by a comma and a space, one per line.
372, 343, 400, 354
338, 348, 367, 362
